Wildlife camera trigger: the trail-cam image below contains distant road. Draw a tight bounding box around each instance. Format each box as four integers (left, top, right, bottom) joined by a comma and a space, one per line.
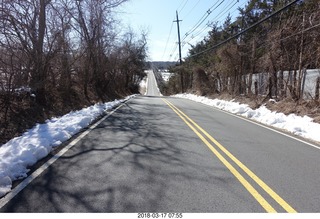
1, 70, 320, 212
146, 70, 161, 96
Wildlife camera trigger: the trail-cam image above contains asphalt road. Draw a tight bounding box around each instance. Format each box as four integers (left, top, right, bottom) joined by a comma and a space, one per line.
1, 71, 320, 212
146, 69, 161, 96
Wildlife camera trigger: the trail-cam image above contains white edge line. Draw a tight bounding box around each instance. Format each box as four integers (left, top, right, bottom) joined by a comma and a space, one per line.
178, 97, 320, 151
219, 107, 320, 150
0, 100, 129, 209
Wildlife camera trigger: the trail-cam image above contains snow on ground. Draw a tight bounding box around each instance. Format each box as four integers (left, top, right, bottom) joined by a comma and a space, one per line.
139, 74, 148, 95
161, 72, 173, 82
139, 77, 147, 90
174, 93, 320, 143
0, 95, 135, 198
1, 91, 319, 199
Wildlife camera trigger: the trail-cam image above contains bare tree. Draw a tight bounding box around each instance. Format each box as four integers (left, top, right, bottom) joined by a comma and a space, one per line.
0, 0, 151, 143
0, 0, 53, 106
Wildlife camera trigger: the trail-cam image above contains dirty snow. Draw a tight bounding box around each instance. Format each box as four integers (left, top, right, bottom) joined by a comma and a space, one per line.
174, 93, 320, 143
0, 95, 135, 197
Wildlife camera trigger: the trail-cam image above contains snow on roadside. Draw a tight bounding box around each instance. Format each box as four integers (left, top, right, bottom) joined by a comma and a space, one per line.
139, 75, 148, 95
0, 95, 135, 198
174, 93, 320, 143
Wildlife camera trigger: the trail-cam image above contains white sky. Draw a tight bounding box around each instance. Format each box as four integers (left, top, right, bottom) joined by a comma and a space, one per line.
120, 0, 248, 61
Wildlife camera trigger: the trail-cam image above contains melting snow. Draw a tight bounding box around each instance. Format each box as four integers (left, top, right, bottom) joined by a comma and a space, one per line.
0, 95, 135, 197
174, 93, 320, 143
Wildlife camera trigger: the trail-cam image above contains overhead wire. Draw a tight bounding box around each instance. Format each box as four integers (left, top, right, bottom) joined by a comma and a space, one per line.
164, 0, 189, 61
181, 0, 201, 20
161, 16, 175, 60
190, 0, 247, 43
215, 0, 240, 25
169, 0, 236, 61
179, 0, 189, 13
228, 0, 247, 21
166, 0, 244, 61
181, 0, 225, 43
280, 23, 320, 42
177, 0, 188, 12
168, 43, 178, 61
188, 0, 301, 58
183, 0, 239, 46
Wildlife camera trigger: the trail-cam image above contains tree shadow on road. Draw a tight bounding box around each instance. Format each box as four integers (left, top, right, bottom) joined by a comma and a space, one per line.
2, 96, 237, 212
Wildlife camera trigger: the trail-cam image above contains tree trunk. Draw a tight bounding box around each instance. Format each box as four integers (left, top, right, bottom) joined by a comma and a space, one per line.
315, 77, 320, 101
254, 81, 258, 96
279, 29, 285, 98
279, 70, 284, 97
248, 36, 256, 96
268, 76, 273, 99
32, 0, 47, 106
297, 12, 305, 100
180, 71, 184, 93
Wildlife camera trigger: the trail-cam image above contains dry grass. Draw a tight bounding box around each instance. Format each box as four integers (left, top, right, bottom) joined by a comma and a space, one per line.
207, 92, 320, 124
264, 99, 320, 124
0, 86, 123, 145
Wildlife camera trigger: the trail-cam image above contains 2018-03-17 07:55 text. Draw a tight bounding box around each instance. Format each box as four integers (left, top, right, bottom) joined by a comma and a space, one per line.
137, 213, 183, 218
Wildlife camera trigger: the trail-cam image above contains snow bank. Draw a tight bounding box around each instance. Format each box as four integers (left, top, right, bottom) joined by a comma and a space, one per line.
174, 93, 320, 143
0, 95, 135, 198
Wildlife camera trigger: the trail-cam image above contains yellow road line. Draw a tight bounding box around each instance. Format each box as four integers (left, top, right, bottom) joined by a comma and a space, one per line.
163, 98, 297, 213
162, 98, 276, 213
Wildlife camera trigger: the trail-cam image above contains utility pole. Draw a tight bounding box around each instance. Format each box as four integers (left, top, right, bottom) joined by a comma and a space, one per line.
174, 10, 182, 65
174, 10, 184, 92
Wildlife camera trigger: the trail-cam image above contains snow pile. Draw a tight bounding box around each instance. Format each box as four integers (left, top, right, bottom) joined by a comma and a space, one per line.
0, 95, 135, 197
174, 93, 320, 143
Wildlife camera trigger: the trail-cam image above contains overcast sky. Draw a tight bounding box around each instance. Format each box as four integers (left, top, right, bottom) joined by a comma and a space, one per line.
120, 0, 248, 62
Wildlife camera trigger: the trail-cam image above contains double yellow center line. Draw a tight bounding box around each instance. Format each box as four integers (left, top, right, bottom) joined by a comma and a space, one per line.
162, 98, 297, 213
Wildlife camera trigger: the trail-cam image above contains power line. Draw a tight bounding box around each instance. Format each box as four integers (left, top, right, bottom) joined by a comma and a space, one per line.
166, 12, 181, 61
227, 0, 247, 23
179, 0, 189, 13
169, 43, 178, 61
177, 0, 188, 12
188, 0, 301, 58
182, 0, 225, 43
215, 0, 239, 25
174, 11, 183, 65
168, 0, 241, 61
184, 22, 211, 46
184, 0, 239, 46
181, 0, 201, 20
161, 16, 175, 60
184, 0, 225, 38
280, 23, 320, 42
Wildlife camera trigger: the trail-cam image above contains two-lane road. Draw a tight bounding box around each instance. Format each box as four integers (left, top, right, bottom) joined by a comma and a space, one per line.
145, 70, 161, 96
1, 71, 320, 212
